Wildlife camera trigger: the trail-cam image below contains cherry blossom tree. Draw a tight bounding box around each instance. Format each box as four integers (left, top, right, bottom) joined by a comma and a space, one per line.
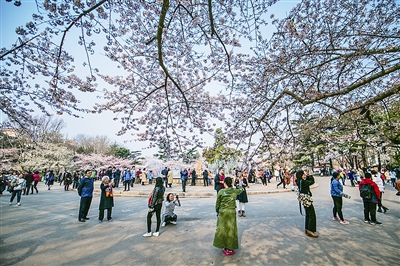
1, 0, 399, 165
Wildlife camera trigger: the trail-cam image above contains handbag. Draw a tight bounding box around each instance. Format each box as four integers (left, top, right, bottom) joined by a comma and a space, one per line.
297, 193, 313, 207
297, 180, 313, 207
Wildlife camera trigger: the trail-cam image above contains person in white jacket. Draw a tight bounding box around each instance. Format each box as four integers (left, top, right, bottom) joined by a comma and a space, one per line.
371, 166, 389, 213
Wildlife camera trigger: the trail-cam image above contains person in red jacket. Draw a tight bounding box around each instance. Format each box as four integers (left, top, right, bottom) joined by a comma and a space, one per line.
358, 172, 382, 225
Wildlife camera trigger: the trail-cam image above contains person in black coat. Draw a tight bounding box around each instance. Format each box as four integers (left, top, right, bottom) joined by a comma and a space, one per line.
98, 176, 114, 222
296, 170, 318, 238
202, 170, 209, 186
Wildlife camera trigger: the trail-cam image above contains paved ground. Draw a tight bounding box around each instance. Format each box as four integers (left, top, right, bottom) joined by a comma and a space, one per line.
0, 176, 399, 266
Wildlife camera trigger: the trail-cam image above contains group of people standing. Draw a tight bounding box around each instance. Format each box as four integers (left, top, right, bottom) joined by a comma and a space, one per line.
1, 171, 41, 206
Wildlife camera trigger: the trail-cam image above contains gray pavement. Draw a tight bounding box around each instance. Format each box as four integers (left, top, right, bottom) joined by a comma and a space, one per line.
0, 176, 399, 266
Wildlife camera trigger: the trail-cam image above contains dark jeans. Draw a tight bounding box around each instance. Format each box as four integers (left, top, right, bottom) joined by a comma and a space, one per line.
31, 181, 39, 193
363, 200, 377, 222
181, 180, 187, 192
64, 184, 70, 191
163, 177, 168, 188
24, 183, 32, 195
79, 197, 92, 220
277, 177, 285, 188
305, 204, 317, 232
114, 178, 120, 188
147, 205, 162, 233
130, 178, 135, 187
191, 177, 196, 186
332, 196, 344, 220
124, 180, 130, 191
99, 208, 112, 221
10, 190, 22, 203
203, 178, 208, 186
377, 192, 386, 209
163, 214, 177, 224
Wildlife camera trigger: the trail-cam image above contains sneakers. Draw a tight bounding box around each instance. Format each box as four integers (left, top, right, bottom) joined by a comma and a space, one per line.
223, 248, 235, 256
17, 202, 21, 206
161, 222, 166, 227
98, 220, 103, 223
340, 220, 349, 225
364, 220, 370, 223
369, 221, 382, 226
332, 216, 339, 221
153, 231, 160, 237
9, 202, 12, 205
170, 221, 177, 225
108, 218, 113, 222
143, 232, 152, 237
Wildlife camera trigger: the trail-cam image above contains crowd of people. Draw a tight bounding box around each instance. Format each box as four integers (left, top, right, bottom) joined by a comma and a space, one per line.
1, 163, 399, 257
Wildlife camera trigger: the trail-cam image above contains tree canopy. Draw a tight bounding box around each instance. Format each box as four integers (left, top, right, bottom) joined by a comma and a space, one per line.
1, 0, 399, 167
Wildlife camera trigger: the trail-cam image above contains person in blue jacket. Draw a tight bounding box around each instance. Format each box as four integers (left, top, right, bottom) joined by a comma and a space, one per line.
78, 169, 94, 222
330, 172, 350, 225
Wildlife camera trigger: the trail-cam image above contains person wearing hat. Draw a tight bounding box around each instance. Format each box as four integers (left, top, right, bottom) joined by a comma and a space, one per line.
358, 172, 382, 225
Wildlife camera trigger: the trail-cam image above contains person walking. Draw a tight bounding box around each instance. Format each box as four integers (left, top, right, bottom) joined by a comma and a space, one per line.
31, 171, 40, 194
276, 167, 286, 189
23, 171, 33, 195
47, 170, 55, 190
213, 177, 244, 256
296, 170, 318, 238
9, 173, 26, 206
330, 172, 350, 225
214, 168, 225, 194
77, 170, 94, 222
143, 177, 165, 237
234, 170, 248, 217
359, 172, 382, 225
371, 165, 389, 213
161, 193, 181, 227
98, 176, 114, 222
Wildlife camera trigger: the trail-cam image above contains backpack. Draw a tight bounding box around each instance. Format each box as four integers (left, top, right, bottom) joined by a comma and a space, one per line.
360, 184, 373, 199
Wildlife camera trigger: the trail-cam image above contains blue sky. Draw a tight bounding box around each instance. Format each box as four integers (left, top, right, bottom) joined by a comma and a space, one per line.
1, 0, 300, 156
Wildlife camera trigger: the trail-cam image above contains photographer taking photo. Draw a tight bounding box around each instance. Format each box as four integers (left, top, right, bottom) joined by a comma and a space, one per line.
162, 193, 181, 227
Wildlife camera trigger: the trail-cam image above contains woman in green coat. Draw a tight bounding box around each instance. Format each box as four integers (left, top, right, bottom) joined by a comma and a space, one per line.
213, 176, 244, 256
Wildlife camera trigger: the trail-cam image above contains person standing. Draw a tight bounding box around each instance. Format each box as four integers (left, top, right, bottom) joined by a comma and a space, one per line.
202, 169, 209, 186
123, 167, 131, 191
371, 165, 389, 213
64, 172, 72, 191
162, 193, 181, 227
213, 176, 244, 256
98, 176, 114, 222
180, 168, 188, 193
77, 170, 94, 222
234, 170, 248, 217
214, 168, 225, 194
359, 172, 382, 225
130, 166, 136, 188
330, 172, 350, 225
24, 171, 33, 195
167, 168, 173, 188
141, 168, 148, 186
161, 167, 169, 188
276, 167, 286, 189
143, 177, 165, 237
296, 170, 318, 238
190, 169, 197, 186
147, 170, 153, 185
9, 173, 26, 206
